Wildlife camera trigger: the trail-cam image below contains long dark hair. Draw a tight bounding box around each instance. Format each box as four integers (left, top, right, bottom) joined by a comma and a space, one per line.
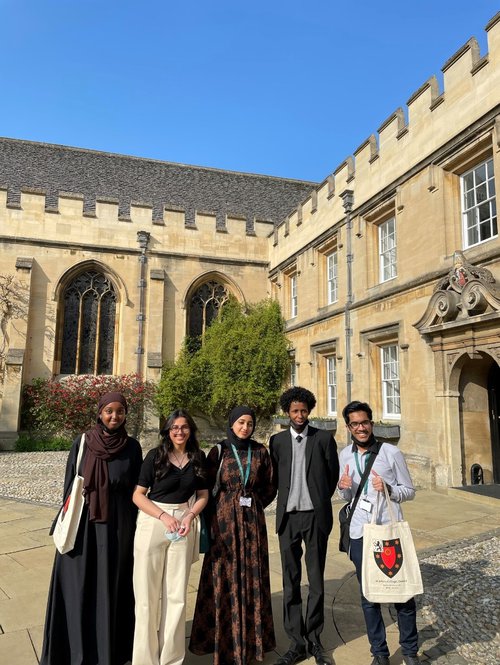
154, 409, 206, 480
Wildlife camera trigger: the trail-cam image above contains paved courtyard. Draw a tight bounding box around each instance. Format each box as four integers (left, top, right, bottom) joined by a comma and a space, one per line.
0, 451, 499, 665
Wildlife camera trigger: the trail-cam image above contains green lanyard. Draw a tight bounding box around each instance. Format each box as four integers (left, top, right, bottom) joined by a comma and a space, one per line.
230, 444, 252, 491
354, 450, 371, 496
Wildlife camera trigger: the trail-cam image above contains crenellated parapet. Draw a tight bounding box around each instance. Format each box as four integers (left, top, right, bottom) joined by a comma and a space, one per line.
271, 11, 500, 255
0, 185, 279, 250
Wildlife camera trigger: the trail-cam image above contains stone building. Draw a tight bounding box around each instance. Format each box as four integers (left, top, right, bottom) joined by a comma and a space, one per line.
270, 12, 500, 488
0, 141, 315, 447
1, 12, 500, 489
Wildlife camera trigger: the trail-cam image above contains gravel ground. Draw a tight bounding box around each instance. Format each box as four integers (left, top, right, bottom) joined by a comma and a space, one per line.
1, 451, 499, 664
416, 536, 500, 664
0, 451, 68, 506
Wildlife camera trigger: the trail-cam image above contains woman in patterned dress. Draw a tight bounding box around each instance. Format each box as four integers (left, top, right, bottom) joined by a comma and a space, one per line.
189, 405, 277, 665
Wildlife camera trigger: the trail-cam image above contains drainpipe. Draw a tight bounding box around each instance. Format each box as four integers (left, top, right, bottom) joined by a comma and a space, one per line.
341, 190, 354, 404
136, 231, 151, 377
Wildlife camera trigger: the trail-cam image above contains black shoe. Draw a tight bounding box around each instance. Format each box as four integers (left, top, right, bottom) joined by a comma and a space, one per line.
308, 642, 332, 665
274, 647, 307, 665
370, 657, 390, 665
403, 656, 420, 665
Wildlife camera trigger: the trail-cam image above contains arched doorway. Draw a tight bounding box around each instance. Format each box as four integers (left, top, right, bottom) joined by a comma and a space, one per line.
458, 354, 499, 485
488, 362, 500, 483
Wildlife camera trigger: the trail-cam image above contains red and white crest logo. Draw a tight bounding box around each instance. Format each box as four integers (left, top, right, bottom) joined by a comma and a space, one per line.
372, 539, 403, 578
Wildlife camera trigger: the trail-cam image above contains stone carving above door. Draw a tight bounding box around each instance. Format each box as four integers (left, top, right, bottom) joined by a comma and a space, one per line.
415, 251, 500, 334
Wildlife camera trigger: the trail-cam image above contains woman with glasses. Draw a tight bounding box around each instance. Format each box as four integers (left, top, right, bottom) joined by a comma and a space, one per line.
131, 409, 208, 665
189, 405, 277, 665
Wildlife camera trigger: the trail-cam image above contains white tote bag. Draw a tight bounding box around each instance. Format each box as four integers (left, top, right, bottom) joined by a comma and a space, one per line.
52, 434, 86, 555
362, 483, 423, 603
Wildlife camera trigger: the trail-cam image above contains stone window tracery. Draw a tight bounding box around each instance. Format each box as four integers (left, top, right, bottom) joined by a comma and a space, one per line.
188, 280, 229, 339
60, 270, 116, 375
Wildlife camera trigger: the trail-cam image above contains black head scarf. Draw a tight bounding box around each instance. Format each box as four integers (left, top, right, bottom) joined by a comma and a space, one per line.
226, 405, 256, 448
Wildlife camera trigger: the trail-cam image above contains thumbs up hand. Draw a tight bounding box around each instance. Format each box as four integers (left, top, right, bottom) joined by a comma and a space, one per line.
338, 464, 352, 490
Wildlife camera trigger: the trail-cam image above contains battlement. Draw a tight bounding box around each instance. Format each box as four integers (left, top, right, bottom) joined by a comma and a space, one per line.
272, 11, 500, 255
0, 188, 275, 253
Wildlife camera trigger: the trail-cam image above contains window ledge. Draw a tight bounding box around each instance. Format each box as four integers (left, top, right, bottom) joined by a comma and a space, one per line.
374, 423, 401, 439
271, 416, 337, 432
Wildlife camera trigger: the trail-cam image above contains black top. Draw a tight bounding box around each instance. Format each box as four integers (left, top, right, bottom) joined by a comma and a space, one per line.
138, 448, 207, 503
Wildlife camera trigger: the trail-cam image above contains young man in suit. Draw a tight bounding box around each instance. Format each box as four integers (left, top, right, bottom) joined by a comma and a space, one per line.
270, 387, 340, 665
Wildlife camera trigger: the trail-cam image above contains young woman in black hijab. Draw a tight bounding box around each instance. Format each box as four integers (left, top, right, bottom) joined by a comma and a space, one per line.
40, 392, 143, 665
189, 405, 277, 665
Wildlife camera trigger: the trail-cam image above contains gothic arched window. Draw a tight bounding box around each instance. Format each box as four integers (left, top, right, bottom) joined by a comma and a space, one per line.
60, 270, 117, 374
188, 280, 229, 339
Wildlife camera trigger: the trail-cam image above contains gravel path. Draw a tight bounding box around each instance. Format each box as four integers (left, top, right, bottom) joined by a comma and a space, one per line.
0, 451, 67, 506
1, 451, 499, 664
417, 536, 500, 664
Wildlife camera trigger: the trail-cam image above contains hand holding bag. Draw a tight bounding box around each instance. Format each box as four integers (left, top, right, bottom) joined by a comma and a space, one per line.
52, 434, 86, 555
361, 481, 423, 603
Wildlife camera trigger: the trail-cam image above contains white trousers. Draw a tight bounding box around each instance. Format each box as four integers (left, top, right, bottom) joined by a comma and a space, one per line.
132, 501, 197, 665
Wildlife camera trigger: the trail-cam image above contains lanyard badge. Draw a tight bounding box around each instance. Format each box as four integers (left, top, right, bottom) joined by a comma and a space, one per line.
231, 443, 253, 507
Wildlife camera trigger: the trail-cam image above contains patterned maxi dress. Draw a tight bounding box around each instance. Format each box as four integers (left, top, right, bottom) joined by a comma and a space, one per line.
189, 439, 277, 665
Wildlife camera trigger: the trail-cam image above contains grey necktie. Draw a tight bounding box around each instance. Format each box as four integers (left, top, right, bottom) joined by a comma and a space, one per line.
296, 435, 303, 443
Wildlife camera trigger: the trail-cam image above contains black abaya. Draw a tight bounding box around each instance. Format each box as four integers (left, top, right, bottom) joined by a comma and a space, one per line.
40, 434, 143, 665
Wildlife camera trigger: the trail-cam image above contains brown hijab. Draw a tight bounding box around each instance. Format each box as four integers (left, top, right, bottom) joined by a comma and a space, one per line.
82, 392, 129, 523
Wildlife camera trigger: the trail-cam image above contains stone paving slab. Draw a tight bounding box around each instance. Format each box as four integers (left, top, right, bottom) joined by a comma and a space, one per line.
0, 490, 499, 664
0, 629, 40, 665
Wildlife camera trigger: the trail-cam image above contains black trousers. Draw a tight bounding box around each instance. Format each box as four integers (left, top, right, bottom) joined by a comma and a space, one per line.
278, 510, 328, 648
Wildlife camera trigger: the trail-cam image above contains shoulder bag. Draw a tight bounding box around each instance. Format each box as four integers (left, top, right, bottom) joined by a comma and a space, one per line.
52, 434, 86, 555
196, 443, 224, 554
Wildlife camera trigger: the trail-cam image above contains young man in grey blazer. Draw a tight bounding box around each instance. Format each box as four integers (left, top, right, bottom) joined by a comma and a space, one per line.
270, 387, 339, 665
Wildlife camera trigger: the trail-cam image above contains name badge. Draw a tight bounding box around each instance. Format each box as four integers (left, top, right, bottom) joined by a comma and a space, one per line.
240, 496, 252, 507
360, 498, 373, 513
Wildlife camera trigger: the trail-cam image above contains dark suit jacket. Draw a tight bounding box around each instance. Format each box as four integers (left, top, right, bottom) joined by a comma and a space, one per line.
269, 426, 340, 536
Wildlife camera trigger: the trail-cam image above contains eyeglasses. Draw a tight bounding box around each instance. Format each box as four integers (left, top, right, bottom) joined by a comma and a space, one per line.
348, 420, 372, 430
170, 425, 190, 433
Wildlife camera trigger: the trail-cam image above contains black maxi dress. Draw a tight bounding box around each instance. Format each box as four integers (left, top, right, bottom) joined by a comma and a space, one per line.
189, 440, 277, 665
40, 434, 143, 665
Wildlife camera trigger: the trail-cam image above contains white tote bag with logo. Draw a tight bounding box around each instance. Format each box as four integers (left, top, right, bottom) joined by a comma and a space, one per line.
52, 434, 86, 555
361, 483, 423, 603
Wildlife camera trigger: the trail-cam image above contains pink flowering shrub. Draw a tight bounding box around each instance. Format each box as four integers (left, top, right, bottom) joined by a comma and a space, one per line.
21, 374, 157, 439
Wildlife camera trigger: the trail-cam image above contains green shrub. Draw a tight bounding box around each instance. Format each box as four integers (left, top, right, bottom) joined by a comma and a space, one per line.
157, 298, 290, 424
15, 433, 73, 452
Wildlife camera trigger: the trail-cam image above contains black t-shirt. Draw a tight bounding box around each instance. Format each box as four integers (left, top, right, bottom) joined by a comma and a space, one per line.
137, 448, 207, 503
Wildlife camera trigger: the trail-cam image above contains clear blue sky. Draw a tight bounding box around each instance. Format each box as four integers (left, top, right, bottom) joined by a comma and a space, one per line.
1, 1, 498, 182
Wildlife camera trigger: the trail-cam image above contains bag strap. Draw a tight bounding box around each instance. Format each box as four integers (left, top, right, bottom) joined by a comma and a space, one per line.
75, 433, 86, 475
347, 441, 381, 526
211, 443, 223, 498
372, 478, 397, 525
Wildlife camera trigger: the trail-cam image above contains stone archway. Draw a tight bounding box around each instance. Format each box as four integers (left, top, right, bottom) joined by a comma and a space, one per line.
455, 352, 497, 485
414, 251, 500, 487
488, 362, 500, 483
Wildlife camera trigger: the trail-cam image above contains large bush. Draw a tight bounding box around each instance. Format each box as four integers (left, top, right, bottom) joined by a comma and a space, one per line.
157, 298, 290, 423
21, 373, 157, 439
